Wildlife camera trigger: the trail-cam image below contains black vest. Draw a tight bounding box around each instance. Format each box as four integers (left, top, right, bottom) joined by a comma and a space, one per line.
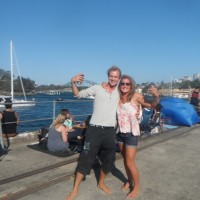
1, 110, 17, 134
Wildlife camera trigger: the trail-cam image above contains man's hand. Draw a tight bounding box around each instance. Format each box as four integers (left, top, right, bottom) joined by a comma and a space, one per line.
71, 73, 84, 84
71, 73, 85, 96
148, 85, 159, 97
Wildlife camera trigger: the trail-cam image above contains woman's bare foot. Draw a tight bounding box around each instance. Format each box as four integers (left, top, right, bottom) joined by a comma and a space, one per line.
127, 187, 140, 199
121, 182, 130, 191
98, 183, 112, 194
65, 190, 78, 200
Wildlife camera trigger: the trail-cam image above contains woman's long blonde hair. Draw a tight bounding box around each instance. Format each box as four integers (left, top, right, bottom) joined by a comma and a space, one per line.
118, 74, 136, 102
50, 114, 66, 128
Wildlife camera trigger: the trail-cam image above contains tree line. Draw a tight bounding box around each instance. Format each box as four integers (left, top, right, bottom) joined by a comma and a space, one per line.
0, 69, 35, 94
0, 68, 66, 94
1, 68, 200, 94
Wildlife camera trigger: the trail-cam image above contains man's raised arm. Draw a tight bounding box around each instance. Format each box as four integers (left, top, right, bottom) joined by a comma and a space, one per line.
71, 73, 84, 96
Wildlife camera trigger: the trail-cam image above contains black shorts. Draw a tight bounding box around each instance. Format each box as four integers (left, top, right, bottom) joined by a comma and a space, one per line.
76, 125, 116, 175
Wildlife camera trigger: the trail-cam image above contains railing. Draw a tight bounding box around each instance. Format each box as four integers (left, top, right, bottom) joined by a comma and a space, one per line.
0, 99, 93, 150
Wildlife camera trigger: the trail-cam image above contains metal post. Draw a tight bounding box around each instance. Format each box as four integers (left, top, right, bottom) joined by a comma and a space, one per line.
0, 120, 4, 150
53, 101, 56, 120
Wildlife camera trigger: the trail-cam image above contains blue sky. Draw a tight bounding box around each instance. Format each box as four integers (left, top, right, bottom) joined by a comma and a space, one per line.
0, 0, 200, 85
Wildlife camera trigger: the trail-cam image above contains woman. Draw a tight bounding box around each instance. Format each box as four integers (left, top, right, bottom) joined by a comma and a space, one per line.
0, 98, 19, 138
117, 75, 159, 198
47, 114, 69, 152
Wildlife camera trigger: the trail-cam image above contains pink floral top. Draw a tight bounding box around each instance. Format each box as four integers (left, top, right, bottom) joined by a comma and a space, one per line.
117, 101, 140, 136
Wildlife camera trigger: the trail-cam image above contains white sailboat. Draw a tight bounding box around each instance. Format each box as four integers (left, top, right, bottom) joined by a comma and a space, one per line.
85, 96, 95, 100
0, 41, 35, 108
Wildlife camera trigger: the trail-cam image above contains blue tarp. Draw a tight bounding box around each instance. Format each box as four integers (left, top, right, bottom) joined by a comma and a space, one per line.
160, 97, 200, 127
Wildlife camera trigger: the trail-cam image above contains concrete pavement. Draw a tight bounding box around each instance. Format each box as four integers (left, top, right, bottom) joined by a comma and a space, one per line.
0, 124, 200, 200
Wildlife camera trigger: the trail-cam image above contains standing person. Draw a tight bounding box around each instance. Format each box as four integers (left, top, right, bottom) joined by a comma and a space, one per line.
0, 98, 19, 138
189, 87, 200, 108
66, 66, 121, 200
117, 75, 159, 198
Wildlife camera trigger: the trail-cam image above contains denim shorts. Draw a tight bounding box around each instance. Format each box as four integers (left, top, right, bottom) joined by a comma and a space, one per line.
116, 132, 139, 147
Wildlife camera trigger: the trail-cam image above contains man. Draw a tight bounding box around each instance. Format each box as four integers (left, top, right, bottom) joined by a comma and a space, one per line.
66, 66, 121, 200
189, 87, 200, 107
189, 87, 200, 116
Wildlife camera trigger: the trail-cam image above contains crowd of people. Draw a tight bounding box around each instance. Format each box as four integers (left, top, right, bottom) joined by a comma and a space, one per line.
47, 109, 90, 153
1, 65, 199, 199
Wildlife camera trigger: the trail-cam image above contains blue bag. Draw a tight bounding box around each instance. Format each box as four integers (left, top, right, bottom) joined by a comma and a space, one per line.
160, 97, 200, 127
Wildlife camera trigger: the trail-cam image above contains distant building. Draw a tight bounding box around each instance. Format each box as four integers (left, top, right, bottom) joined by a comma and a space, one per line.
193, 73, 200, 81
182, 76, 192, 81
174, 79, 182, 83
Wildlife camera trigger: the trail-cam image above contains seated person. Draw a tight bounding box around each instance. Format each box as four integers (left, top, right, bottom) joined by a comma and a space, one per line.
47, 114, 69, 152
151, 103, 162, 124
60, 108, 73, 129
81, 114, 91, 128
60, 109, 90, 141
0, 98, 19, 138
74, 115, 91, 139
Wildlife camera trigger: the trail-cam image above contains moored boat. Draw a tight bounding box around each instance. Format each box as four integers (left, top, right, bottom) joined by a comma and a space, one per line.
0, 41, 35, 108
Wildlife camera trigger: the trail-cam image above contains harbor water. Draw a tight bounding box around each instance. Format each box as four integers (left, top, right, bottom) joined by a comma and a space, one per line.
0, 92, 93, 133
0, 93, 195, 134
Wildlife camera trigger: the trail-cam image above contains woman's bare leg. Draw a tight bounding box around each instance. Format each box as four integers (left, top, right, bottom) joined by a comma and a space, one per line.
124, 146, 139, 198
118, 143, 130, 191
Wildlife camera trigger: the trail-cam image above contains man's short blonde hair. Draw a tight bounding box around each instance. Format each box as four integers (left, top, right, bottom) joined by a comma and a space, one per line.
107, 65, 121, 78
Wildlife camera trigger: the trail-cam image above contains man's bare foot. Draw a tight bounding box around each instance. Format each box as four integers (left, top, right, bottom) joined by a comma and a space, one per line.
65, 190, 77, 200
127, 187, 139, 199
98, 183, 112, 194
121, 182, 130, 191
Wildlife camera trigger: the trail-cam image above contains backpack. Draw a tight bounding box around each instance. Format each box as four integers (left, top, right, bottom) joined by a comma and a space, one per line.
38, 127, 49, 149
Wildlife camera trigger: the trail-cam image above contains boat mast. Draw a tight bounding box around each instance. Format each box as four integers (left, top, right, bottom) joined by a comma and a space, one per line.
10, 40, 14, 101
12, 43, 27, 100
170, 76, 173, 97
